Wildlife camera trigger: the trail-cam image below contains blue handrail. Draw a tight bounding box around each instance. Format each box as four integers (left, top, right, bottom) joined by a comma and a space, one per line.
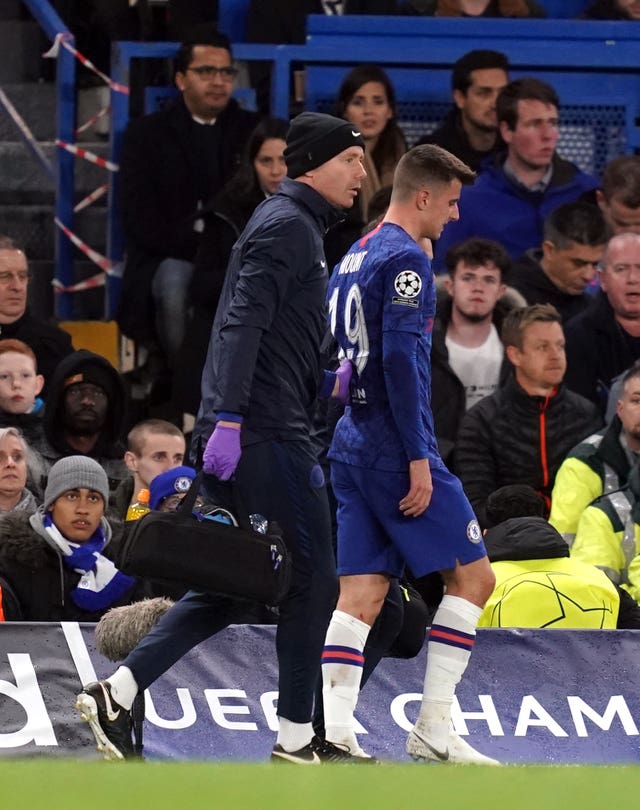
21, 0, 76, 319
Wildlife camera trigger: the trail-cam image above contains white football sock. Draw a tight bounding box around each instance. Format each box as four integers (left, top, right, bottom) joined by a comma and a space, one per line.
322, 609, 371, 750
106, 666, 139, 711
276, 718, 314, 752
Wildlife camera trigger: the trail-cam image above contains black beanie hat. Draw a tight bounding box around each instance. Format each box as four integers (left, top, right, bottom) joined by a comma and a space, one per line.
284, 112, 365, 179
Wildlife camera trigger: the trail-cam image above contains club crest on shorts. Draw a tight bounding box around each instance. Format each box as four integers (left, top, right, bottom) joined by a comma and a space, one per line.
466, 519, 482, 544
394, 270, 422, 298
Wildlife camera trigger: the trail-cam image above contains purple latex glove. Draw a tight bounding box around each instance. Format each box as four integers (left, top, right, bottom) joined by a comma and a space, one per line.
203, 424, 242, 480
333, 358, 353, 404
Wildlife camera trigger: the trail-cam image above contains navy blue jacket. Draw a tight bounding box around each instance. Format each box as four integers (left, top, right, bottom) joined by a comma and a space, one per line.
433, 152, 598, 273
193, 179, 343, 449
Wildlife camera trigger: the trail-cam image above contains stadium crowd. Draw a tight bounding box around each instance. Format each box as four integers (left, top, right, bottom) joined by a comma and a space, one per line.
1, 0, 640, 765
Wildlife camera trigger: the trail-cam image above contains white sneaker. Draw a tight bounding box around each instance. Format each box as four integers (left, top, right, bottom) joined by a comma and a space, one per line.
406, 727, 499, 766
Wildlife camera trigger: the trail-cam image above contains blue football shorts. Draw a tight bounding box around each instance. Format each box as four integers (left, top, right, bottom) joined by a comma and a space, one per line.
331, 460, 487, 578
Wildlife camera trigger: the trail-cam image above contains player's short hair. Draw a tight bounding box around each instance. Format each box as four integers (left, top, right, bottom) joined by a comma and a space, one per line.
174, 25, 232, 75
485, 484, 546, 527
501, 303, 561, 351
543, 202, 608, 249
451, 49, 510, 94
497, 78, 559, 131
127, 419, 185, 456
391, 144, 475, 202
444, 237, 510, 281
601, 156, 640, 208
0, 338, 37, 367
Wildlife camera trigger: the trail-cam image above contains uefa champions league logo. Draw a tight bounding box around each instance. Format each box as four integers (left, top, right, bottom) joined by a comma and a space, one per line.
394, 270, 422, 298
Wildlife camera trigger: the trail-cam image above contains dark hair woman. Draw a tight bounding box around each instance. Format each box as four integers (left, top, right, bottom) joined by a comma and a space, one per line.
175, 117, 289, 417
324, 65, 407, 270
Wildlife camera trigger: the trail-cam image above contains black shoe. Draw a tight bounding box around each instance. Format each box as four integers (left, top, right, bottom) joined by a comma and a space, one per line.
271, 735, 375, 764
75, 681, 134, 760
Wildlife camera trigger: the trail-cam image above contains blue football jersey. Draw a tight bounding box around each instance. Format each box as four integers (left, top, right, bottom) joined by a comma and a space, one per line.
328, 222, 442, 473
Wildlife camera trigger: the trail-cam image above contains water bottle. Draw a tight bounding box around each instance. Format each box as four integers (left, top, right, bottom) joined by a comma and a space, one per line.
126, 488, 151, 521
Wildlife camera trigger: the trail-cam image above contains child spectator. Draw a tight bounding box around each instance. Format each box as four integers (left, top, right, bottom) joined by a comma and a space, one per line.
0, 339, 45, 445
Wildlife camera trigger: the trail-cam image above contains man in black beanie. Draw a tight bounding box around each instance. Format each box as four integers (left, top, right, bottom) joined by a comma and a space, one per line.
76, 113, 368, 763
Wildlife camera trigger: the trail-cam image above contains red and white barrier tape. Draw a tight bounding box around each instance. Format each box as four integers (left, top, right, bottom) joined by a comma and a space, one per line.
74, 184, 109, 213
55, 139, 119, 172
43, 33, 130, 95
54, 216, 115, 275
52, 271, 106, 294
76, 105, 109, 136
0, 87, 53, 174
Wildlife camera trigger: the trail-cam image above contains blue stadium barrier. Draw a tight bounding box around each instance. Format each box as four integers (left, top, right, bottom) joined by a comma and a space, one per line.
218, 0, 251, 42
20, 0, 76, 319
105, 18, 640, 317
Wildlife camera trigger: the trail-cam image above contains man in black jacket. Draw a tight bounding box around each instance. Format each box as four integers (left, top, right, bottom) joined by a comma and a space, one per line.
0, 236, 73, 389
455, 303, 602, 527
117, 27, 258, 366
416, 49, 509, 172
564, 232, 640, 414
510, 201, 607, 325
431, 237, 512, 466
76, 113, 367, 764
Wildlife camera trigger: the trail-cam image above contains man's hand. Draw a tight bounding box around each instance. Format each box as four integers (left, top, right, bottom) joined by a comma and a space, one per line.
202, 421, 242, 480
399, 458, 433, 517
331, 358, 353, 404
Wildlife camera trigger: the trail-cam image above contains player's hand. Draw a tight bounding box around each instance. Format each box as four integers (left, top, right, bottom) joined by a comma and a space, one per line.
399, 458, 432, 517
331, 358, 353, 404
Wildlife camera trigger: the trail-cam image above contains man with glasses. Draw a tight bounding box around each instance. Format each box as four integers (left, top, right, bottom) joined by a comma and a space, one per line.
0, 236, 73, 389
117, 25, 258, 390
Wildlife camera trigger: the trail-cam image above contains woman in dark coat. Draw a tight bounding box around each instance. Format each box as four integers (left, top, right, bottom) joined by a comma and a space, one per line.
174, 118, 289, 416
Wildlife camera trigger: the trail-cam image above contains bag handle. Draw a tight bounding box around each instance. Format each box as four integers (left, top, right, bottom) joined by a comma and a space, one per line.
177, 470, 205, 514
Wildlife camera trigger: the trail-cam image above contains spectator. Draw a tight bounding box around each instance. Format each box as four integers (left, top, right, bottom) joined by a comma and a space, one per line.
416, 50, 508, 172
580, 0, 640, 19
510, 201, 607, 323
114, 418, 186, 517
0, 339, 45, 446
572, 463, 640, 605
431, 237, 514, 465
0, 236, 73, 388
325, 64, 407, 269
246, 0, 401, 114
478, 484, 631, 629
434, 78, 599, 271
0, 428, 38, 516
550, 361, 640, 545
596, 156, 640, 236
175, 118, 289, 417
117, 26, 259, 384
31, 350, 129, 494
456, 303, 602, 526
0, 456, 147, 621
401, 0, 545, 15
564, 232, 640, 413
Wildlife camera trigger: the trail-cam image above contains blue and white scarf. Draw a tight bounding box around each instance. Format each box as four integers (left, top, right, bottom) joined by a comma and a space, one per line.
43, 513, 135, 611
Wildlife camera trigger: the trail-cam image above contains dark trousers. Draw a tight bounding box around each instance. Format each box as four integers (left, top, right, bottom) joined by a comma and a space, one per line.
124, 439, 338, 724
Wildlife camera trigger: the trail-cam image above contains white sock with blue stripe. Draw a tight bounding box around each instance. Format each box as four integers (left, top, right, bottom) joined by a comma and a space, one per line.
416, 595, 483, 751
322, 610, 370, 752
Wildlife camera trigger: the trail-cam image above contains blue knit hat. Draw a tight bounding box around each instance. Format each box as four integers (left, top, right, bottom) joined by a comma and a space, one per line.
149, 466, 196, 510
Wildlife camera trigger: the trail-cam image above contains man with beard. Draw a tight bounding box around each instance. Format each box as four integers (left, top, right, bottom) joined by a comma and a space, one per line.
30, 350, 128, 494
430, 237, 512, 466
434, 78, 599, 271
455, 304, 601, 527
416, 50, 509, 173
564, 232, 640, 414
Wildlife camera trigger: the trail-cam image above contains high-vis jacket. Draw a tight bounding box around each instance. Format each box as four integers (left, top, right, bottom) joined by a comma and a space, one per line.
549, 416, 632, 546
